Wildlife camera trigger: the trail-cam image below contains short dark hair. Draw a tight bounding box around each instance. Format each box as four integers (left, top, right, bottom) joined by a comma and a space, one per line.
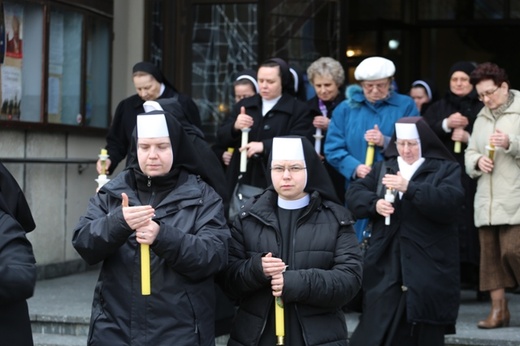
470, 62, 510, 88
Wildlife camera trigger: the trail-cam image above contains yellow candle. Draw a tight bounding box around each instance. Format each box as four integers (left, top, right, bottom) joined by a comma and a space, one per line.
365, 142, 375, 166
454, 141, 461, 153
101, 148, 108, 156
227, 147, 235, 154
275, 297, 284, 345
141, 244, 151, 295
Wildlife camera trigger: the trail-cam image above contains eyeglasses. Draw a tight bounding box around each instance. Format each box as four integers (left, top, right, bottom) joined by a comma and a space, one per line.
270, 165, 307, 174
395, 140, 419, 148
361, 81, 390, 91
478, 86, 499, 101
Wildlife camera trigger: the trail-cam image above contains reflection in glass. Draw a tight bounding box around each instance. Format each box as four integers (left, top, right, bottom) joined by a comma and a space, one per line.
48, 9, 83, 125
191, 4, 258, 138
86, 18, 110, 128
20, 3, 43, 122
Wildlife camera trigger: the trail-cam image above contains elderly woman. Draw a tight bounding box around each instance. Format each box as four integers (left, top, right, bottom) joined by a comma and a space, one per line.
325, 56, 418, 240
306, 56, 347, 202
221, 136, 362, 346
465, 62, 520, 329
346, 117, 464, 346
423, 61, 484, 297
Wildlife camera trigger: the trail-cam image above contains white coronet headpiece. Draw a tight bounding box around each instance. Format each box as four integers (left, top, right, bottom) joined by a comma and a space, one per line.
143, 100, 164, 113
272, 137, 305, 161
395, 123, 419, 140
137, 113, 169, 138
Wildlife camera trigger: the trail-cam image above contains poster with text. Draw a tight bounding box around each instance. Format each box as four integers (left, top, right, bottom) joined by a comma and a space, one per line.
1, 3, 23, 120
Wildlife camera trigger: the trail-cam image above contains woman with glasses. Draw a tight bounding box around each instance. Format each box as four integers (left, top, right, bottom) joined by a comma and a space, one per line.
220, 136, 362, 346
325, 56, 418, 241
346, 117, 464, 346
423, 61, 485, 299
465, 62, 520, 329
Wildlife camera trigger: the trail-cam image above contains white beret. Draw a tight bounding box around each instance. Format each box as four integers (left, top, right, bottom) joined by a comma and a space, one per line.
354, 57, 395, 81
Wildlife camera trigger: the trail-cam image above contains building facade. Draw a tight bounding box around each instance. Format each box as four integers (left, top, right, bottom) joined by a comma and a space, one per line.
0, 0, 519, 276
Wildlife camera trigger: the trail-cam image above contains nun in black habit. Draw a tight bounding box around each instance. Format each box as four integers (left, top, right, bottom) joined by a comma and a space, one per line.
346, 117, 464, 346
221, 136, 362, 346
0, 162, 37, 346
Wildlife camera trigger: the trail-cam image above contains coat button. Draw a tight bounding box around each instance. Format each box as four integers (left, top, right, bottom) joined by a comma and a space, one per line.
401, 285, 408, 292
263, 124, 271, 131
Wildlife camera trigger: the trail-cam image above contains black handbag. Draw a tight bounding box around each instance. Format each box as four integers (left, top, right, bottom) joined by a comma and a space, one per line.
229, 177, 263, 220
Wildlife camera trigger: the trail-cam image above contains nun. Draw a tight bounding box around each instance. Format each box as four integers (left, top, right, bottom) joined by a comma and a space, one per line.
98, 61, 201, 175
346, 117, 464, 346
0, 162, 36, 346
73, 112, 230, 346
221, 136, 362, 346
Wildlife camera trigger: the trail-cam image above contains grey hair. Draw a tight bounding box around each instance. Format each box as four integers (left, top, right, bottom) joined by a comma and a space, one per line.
307, 57, 345, 87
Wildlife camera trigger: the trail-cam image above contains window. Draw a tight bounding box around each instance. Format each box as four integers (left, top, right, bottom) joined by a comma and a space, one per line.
0, 1, 112, 129
191, 3, 259, 135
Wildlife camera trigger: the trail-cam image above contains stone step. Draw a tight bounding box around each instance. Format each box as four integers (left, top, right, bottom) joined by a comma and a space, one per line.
32, 333, 86, 346
31, 314, 89, 337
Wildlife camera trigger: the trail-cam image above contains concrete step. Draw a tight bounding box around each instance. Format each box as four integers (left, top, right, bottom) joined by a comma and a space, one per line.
31, 315, 89, 337
32, 333, 86, 346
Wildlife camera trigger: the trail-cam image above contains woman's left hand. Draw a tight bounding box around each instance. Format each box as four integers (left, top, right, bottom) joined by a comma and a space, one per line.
271, 272, 284, 297
382, 172, 408, 193
490, 129, 510, 149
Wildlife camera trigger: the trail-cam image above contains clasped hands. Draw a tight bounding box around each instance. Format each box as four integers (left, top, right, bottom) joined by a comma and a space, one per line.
121, 192, 159, 245
262, 252, 287, 297
376, 173, 408, 217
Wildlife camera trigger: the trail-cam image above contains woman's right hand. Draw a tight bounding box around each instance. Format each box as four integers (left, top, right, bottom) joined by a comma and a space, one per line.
96, 158, 112, 174
376, 199, 394, 217
234, 106, 254, 130
477, 156, 494, 173
356, 164, 372, 179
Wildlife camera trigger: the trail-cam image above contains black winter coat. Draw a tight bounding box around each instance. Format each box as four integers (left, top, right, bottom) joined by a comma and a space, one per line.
222, 188, 363, 346
346, 158, 464, 345
106, 87, 201, 172
422, 92, 484, 266
0, 207, 36, 346
72, 169, 230, 346
307, 94, 346, 203
216, 94, 314, 200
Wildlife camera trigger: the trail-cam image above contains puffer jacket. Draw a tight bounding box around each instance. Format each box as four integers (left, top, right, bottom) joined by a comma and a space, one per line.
222, 188, 362, 346
465, 89, 520, 227
72, 169, 230, 346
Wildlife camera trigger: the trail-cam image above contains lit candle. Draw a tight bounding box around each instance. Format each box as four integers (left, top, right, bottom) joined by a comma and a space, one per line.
385, 188, 395, 225
275, 296, 284, 345
486, 143, 495, 160
454, 141, 461, 153
314, 100, 328, 154
99, 149, 108, 175
240, 128, 251, 173
141, 244, 151, 295
365, 142, 375, 166
96, 149, 110, 189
